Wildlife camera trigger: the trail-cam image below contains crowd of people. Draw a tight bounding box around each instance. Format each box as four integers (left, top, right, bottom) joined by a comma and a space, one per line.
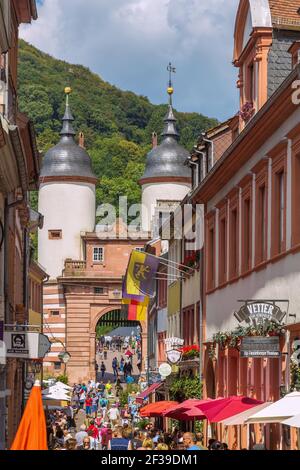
45, 332, 235, 451
46, 379, 235, 451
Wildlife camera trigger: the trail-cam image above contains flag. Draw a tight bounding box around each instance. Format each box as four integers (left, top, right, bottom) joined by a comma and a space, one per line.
122, 297, 149, 322
11, 381, 48, 450
124, 250, 160, 298
122, 276, 145, 302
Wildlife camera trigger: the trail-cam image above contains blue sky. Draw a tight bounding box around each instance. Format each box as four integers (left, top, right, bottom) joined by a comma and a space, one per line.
21, 0, 239, 121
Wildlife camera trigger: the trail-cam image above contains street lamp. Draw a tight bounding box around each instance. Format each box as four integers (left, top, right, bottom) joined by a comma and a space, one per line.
58, 351, 71, 374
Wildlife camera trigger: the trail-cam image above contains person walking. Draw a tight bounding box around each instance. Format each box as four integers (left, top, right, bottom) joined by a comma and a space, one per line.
75, 424, 88, 449
100, 361, 106, 379
107, 403, 120, 427
108, 426, 130, 450
126, 360, 133, 377
85, 395, 92, 418
112, 357, 118, 379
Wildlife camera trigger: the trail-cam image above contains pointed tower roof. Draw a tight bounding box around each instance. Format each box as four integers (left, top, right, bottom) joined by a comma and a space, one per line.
139, 67, 191, 185
40, 88, 97, 183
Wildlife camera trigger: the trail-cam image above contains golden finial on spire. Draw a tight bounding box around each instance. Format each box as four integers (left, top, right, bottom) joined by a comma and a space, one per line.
167, 62, 176, 105
64, 87, 72, 95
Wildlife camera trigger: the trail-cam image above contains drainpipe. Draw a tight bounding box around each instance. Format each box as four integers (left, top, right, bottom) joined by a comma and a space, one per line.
201, 134, 214, 170
193, 148, 206, 180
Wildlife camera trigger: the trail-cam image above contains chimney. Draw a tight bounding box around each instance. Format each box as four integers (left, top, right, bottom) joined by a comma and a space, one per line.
79, 132, 85, 148
152, 132, 158, 148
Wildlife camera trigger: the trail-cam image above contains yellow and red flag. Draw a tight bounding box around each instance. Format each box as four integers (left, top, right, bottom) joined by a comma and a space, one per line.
11, 380, 48, 450
122, 297, 149, 322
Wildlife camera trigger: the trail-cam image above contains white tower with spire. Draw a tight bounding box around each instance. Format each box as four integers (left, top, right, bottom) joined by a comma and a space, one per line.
38, 89, 97, 279
139, 65, 191, 233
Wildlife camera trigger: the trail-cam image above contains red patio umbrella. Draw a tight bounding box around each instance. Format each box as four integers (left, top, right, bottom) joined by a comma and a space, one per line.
163, 399, 212, 421
140, 401, 178, 417
197, 396, 264, 423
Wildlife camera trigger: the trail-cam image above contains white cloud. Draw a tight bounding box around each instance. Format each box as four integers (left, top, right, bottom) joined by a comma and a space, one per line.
20, 0, 239, 120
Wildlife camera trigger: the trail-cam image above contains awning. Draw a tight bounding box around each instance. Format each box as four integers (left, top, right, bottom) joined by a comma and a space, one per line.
140, 401, 178, 417
136, 382, 162, 401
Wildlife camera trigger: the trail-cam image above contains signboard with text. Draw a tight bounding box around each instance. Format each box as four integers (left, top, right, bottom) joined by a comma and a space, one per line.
235, 301, 286, 326
240, 336, 280, 358
4, 331, 51, 359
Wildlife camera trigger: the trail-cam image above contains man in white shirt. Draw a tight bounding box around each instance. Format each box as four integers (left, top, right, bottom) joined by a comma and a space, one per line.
107, 404, 120, 427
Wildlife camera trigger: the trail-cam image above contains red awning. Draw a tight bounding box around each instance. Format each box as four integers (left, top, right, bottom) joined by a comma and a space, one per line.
140, 401, 178, 417
136, 382, 162, 401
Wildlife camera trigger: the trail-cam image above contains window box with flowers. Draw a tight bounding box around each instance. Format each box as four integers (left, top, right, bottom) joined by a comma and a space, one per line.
180, 345, 200, 360
208, 321, 285, 360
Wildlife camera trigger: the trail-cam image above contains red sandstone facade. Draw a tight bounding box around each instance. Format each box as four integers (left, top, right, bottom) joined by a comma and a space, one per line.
43, 220, 150, 384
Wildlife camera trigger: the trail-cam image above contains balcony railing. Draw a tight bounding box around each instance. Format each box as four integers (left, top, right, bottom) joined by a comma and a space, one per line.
63, 259, 86, 276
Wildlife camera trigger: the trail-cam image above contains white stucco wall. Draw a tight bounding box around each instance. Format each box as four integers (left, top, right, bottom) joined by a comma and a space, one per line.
38, 182, 95, 279
206, 251, 300, 340
141, 182, 190, 232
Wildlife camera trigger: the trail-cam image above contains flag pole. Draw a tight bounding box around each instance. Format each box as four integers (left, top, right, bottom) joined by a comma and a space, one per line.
133, 249, 196, 273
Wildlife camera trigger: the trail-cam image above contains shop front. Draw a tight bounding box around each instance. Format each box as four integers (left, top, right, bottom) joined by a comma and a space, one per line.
203, 300, 296, 450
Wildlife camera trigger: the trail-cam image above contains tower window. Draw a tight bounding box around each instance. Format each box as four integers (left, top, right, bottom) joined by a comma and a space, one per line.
49, 230, 62, 240
54, 362, 61, 370
93, 247, 104, 262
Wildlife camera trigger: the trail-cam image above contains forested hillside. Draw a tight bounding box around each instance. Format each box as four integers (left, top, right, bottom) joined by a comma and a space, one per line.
18, 39, 218, 209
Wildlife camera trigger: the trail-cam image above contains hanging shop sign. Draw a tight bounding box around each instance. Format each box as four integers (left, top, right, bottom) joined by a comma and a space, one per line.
240, 336, 280, 358
164, 337, 184, 351
159, 363, 172, 378
234, 300, 286, 326
4, 331, 51, 359
166, 348, 182, 364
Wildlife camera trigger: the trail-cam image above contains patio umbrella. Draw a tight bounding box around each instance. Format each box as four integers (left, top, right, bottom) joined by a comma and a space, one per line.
163, 399, 212, 421
282, 414, 300, 428
198, 396, 263, 423
246, 392, 300, 424
220, 402, 272, 426
55, 381, 73, 390
140, 401, 178, 417
11, 381, 48, 450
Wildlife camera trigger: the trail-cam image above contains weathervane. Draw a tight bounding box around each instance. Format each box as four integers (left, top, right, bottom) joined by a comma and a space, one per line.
167, 62, 176, 105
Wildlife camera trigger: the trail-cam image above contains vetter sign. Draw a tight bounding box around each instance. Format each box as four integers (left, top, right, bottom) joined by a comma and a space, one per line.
234, 301, 286, 325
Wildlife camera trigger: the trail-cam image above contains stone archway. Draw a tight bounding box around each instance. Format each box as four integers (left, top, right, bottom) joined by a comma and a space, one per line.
90, 307, 147, 380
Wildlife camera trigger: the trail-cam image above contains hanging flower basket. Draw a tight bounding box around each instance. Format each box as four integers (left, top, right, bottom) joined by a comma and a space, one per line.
240, 101, 255, 122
